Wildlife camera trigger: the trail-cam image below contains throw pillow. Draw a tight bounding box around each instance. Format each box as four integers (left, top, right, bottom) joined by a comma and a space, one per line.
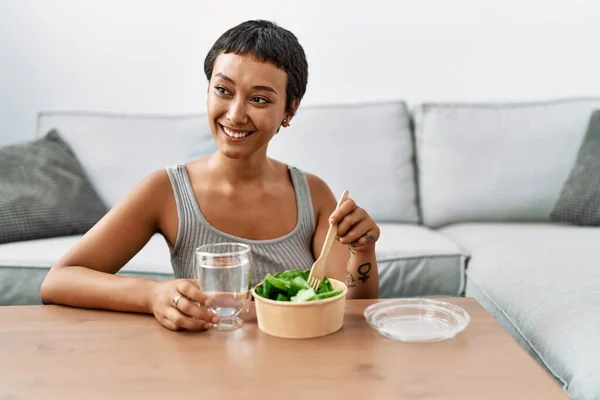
550, 110, 600, 225
0, 130, 108, 244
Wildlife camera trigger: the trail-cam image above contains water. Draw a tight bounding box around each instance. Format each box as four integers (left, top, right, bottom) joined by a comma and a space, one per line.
214, 306, 238, 318
196, 260, 252, 327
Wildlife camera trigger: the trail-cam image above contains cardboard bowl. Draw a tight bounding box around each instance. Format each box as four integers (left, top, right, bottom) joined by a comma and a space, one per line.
251, 279, 348, 339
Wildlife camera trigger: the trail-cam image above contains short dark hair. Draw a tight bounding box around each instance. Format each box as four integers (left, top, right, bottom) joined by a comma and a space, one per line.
204, 20, 308, 115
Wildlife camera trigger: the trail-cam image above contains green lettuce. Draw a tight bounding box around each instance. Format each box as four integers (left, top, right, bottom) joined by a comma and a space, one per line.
255, 269, 342, 302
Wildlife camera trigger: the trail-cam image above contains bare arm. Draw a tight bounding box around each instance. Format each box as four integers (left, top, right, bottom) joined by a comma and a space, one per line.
307, 174, 380, 299
344, 246, 379, 299
40, 170, 172, 313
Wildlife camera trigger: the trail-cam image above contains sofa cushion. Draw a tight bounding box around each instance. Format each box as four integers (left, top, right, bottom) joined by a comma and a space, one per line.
37, 112, 217, 208
0, 234, 173, 274
268, 102, 419, 223
0, 234, 174, 305
0, 130, 107, 244
376, 223, 467, 297
414, 98, 600, 227
439, 222, 600, 399
551, 109, 600, 226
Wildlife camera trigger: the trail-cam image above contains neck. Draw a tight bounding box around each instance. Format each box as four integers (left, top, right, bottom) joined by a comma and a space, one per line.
208, 150, 273, 185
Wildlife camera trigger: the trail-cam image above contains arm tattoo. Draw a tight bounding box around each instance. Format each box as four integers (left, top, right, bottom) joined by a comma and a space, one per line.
357, 262, 372, 283
364, 232, 376, 244
345, 270, 356, 288
350, 232, 377, 248
348, 245, 356, 260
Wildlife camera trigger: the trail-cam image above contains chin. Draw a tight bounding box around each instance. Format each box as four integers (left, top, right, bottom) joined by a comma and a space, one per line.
218, 146, 246, 160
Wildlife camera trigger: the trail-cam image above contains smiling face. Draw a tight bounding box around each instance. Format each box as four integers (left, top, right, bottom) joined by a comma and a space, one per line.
207, 53, 295, 160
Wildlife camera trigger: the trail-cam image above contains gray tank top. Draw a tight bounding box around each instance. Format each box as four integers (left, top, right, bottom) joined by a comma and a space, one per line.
165, 164, 316, 284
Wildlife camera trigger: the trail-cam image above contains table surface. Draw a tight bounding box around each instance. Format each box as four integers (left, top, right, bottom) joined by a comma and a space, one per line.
0, 298, 567, 400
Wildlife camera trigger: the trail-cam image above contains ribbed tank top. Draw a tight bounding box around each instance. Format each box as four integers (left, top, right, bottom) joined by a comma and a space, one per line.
165, 164, 316, 284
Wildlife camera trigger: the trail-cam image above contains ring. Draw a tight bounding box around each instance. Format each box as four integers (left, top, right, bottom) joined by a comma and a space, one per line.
172, 295, 183, 308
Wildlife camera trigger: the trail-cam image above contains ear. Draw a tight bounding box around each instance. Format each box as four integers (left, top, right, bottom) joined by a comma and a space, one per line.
281, 99, 300, 128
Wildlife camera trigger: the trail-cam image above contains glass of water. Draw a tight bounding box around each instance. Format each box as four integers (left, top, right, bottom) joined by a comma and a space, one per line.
194, 243, 253, 331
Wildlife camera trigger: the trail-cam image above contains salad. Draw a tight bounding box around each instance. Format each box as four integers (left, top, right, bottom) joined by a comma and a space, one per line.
255, 269, 343, 302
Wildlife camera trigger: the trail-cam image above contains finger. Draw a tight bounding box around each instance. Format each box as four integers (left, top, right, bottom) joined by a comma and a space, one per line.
158, 315, 180, 331
350, 232, 381, 253
165, 307, 211, 331
339, 221, 375, 245
175, 296, 220, 324
350, 231, 379, 251
336, 208, 367, 237
329, 198, 357, 225
355, 230, 379, 247
177, 280, 212, 307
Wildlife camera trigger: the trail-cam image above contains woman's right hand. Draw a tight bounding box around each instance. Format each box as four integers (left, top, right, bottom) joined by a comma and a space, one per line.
149, 279, 220, 331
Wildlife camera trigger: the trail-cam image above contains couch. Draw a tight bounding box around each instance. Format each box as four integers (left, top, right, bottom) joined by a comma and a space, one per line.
2, 98, 600, 399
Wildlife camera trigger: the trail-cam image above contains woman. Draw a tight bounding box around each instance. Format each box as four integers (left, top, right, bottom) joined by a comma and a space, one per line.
41, 20, 381, 332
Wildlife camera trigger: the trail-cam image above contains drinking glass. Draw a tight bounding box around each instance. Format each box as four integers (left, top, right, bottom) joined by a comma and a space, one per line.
194, 243, 253, 331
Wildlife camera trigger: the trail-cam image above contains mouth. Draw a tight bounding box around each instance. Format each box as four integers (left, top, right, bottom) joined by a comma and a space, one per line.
220, 124, 256, 140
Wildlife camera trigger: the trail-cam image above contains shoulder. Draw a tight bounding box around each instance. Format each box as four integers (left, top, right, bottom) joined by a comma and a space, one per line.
136, 168, 173, 195
304, 172, 331, 198
302, 171, 337, 217
181, 157, 211, 184
118, 168, 175, 219
125, 168, 179, 243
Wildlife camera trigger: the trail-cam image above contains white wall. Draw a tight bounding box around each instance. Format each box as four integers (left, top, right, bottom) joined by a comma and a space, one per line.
1, 0, 599, 146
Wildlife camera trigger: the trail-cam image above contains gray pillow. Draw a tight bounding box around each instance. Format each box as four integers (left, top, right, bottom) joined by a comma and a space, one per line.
0, 130, 108, 243
550, 110, 600, 225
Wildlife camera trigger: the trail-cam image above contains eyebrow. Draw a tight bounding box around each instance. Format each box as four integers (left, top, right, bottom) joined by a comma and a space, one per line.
214, 73, 279, 95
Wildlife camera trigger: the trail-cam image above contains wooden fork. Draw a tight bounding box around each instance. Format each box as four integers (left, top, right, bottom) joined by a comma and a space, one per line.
308, 189, 350, 291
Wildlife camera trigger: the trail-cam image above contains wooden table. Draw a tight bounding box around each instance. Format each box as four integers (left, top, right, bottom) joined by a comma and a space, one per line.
0, 298, 566, 399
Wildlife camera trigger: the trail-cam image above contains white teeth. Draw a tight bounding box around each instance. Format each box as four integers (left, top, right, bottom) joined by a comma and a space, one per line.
223, 126, 251, 139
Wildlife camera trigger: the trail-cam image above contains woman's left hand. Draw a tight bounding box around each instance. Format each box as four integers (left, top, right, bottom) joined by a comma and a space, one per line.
329, 197, 380, 253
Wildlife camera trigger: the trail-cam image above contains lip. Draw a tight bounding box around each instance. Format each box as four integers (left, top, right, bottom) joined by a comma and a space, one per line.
219, 123, 255, 142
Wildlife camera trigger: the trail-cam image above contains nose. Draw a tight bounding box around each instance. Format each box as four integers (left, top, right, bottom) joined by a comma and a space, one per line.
226, 97, 248, 126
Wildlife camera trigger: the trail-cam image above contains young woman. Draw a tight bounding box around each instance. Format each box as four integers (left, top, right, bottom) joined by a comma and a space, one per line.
41, 20, 381, 331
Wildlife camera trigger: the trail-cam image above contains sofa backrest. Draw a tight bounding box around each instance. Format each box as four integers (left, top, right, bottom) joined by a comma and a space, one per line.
37, 102, 420, 223
267, 101, 419, 223
413, 98, 600, 227
37, 112, 216, 208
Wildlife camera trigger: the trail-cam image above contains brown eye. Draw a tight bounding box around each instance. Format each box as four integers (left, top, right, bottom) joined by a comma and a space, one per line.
251, 96, 270, 104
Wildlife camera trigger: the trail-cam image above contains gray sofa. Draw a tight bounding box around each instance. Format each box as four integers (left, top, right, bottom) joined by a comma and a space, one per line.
2, 98, 600, 399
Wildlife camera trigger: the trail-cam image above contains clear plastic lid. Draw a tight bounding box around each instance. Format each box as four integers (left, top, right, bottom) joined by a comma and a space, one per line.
364, 298, 470, 343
